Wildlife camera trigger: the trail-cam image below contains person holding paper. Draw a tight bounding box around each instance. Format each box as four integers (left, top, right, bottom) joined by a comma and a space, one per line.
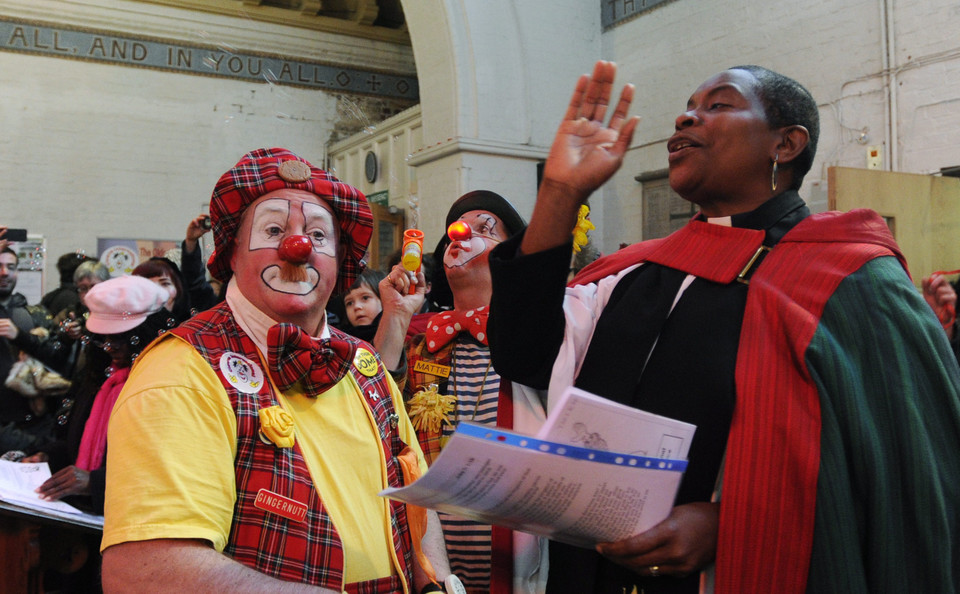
487, 61, 960, 593
375, 190, 548, 594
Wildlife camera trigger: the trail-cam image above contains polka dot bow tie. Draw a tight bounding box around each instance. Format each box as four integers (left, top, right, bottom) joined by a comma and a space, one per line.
425, 306, 490, 353
266, 323, 356, 394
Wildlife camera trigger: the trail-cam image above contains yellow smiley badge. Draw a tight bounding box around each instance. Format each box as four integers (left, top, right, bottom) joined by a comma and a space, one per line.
354, 348, 379, 377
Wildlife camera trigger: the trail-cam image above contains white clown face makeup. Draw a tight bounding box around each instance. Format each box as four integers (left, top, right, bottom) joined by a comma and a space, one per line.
248, 198, 338, 259
231, 189, 339, 332
443, 210, 506, 271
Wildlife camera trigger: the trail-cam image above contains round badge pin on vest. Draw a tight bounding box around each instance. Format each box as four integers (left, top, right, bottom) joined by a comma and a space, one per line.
354, 348, 379, 377
219, 352, 264, 393
444, 575, 466, 594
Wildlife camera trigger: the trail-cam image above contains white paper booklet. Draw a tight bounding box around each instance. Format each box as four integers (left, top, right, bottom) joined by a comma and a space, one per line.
0, 460, 88, 515
538, 386, 696, 460
382, 387, 696, 548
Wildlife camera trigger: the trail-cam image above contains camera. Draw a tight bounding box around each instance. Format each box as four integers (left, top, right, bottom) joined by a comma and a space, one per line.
4, 228, 27, 242
200, 215, 212, 230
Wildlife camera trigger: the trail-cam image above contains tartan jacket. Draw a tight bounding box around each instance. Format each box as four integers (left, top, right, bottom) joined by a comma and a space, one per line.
172, 303, 414, 593
403, 334, 457, 464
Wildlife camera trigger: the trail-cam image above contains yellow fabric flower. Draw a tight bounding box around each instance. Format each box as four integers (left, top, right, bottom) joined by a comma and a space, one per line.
258, 405, 296, 448
407, 384, 456, 433
572, 204, 595, 253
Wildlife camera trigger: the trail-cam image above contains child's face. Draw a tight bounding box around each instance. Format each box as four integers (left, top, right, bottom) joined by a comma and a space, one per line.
344, 284, 382, 327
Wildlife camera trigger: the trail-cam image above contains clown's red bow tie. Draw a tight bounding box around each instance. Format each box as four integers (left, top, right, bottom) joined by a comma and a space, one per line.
424, 306, 490, 353
267, 323, 355, 394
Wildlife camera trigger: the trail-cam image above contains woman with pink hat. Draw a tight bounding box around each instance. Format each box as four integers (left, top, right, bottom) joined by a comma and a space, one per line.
22, 275, 170, 512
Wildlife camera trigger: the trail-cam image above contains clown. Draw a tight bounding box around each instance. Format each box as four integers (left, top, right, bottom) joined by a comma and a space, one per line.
101, 148, 447, 593
374, 190, 548, 594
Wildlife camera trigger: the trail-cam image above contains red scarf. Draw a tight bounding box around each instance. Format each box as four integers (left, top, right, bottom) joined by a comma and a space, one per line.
76, 366, 131, 471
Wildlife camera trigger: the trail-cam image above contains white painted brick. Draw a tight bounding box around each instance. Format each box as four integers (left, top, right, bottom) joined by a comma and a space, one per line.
594, 0, 960, 253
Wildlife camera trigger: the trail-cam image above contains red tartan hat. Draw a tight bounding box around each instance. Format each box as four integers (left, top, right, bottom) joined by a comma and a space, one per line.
207, 148, 372, 294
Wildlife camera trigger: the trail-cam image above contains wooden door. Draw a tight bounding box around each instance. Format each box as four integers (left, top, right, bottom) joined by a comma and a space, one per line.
368, 203, 406, 272
828, 166, 960, 286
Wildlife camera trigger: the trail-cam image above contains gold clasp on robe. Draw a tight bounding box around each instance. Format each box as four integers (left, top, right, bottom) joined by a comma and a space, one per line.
736, 245, 771, 285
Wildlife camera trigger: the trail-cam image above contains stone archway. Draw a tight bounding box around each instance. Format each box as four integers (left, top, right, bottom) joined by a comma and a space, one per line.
399, 0, 601, 239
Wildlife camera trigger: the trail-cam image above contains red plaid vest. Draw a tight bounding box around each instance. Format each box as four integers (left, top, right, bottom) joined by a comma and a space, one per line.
403, 334, 456, 464
172, 303, 414, 593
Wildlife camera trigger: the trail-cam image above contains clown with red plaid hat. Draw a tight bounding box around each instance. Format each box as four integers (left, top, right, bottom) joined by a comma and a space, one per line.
101, 148, 448, 593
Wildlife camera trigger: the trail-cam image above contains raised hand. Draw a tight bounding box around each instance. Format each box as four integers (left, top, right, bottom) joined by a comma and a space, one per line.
184, 214, 212, 254
522, 61, 639, 255
541, 60, 639, 202
380, 263, 427, 319
373, 263, 427, 371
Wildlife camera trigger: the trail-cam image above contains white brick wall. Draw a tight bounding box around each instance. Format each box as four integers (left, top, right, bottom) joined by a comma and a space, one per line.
3, 0, 959, 291
597, 0, 960, 252
0, 0, 414, 295
0, 51, 341, 292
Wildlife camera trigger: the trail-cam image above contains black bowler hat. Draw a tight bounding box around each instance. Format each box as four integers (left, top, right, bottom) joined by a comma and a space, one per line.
429, 190, 526, 310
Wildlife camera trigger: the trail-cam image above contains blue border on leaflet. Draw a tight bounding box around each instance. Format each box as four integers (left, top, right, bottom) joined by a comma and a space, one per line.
456, 421, 688, 472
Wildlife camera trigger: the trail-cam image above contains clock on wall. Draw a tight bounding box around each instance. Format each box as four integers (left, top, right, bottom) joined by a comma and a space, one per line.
365, 151, 378, 183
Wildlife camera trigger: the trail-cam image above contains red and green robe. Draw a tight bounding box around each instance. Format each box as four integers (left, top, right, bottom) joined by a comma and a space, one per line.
489, 197, 960, 593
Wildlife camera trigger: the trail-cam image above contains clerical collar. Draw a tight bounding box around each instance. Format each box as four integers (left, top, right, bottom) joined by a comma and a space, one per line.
225, 277, 329, 356
702, 190, 809, 245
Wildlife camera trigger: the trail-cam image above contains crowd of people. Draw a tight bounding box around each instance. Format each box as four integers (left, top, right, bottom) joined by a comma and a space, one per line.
0, 59, 958, 594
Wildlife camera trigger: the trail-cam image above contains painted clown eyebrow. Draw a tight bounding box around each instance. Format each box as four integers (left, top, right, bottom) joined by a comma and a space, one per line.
261, 203, 286, 213
256, 200, 290, 216
464, 213, 498, 230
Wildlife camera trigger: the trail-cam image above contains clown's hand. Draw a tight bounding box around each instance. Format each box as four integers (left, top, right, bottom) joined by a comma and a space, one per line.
373, 264, 426, 371
380, 263, 426, 318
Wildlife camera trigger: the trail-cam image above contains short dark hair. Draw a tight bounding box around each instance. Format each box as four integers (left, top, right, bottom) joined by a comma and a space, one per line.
348, 268, 386, 297
730, 65, 820, 190
1, 247, 17, 265
56, 252, 93, 283
133, 257, 190, 324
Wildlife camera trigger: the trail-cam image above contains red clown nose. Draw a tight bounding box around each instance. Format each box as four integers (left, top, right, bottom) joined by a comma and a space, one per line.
278, 235, 313, 263
447, 221, 472, 242
277, 235, 312, 283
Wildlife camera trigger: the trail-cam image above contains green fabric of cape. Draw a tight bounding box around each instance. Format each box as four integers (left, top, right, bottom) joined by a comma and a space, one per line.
805, 256, 960, 593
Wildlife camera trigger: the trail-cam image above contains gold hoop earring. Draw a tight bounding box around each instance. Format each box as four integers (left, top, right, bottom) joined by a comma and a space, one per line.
771, 153, 779, 192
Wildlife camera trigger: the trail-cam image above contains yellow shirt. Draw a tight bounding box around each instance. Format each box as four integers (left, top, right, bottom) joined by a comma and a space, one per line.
102, 336, 425, 586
